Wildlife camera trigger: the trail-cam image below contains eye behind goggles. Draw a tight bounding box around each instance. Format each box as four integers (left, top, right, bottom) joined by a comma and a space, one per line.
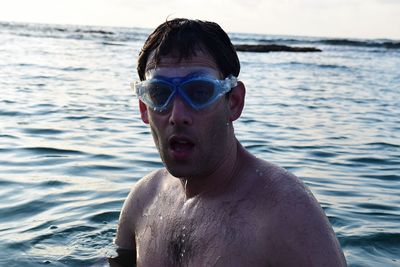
131, 75, 238, 112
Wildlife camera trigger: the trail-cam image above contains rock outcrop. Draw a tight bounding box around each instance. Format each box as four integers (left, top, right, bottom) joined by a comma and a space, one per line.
234, 44, 322, 53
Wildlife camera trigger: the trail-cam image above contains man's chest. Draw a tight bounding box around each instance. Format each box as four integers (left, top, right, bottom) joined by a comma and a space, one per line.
135, 198, 267, 266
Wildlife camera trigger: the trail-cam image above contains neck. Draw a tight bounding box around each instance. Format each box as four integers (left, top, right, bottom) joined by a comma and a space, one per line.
180, 139, 242, 200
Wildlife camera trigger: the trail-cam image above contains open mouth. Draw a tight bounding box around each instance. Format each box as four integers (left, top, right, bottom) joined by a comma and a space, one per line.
169, 136, 195, 158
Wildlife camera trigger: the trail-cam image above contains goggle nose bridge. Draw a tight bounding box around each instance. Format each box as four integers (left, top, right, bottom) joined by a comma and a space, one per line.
167, 86, 192, 108
172, 78, 181, 85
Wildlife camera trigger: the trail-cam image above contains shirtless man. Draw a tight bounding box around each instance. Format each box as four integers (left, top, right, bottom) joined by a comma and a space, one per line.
111, 18, 347, 267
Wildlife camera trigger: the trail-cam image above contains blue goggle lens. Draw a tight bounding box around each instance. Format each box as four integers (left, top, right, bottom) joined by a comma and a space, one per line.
145, 81, 174, 107
181, 80, 215, 105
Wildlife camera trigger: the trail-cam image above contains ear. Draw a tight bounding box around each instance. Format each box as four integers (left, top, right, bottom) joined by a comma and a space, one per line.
139, 100, 149, 124
228, 81, 246, 121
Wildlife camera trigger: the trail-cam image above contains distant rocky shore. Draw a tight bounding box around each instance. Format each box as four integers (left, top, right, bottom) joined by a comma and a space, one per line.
234, 44, 322, 53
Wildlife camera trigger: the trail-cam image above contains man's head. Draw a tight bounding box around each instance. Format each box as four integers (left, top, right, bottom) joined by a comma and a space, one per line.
135, 19, 245, 179
137, 18, 240, 81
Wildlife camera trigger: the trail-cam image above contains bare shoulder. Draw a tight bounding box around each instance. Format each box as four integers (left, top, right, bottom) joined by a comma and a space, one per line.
124, 168, 169, 213
248, 158, 347, 266
115, 168, 168, 249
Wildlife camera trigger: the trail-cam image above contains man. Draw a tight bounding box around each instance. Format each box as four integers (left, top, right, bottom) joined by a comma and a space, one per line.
111, 18, 347, 266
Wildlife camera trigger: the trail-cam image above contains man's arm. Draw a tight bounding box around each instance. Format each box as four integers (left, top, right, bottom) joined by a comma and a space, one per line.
109, 187, 138, 267
109, 170, 162, 266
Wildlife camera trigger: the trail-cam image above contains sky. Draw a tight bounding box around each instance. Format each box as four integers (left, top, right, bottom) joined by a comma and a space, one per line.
1, 0, 400, 40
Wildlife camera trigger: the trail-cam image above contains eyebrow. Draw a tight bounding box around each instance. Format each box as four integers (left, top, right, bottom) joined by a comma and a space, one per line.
151, 70, 217, 80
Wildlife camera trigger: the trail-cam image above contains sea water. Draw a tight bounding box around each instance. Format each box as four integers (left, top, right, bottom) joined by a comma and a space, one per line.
0, 22, 399, 266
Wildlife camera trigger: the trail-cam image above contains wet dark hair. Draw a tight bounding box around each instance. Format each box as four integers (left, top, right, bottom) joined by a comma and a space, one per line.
137, 18, 240, 81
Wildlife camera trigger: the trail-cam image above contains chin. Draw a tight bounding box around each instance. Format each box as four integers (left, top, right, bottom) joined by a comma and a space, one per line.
164, 164, 200, 179
166, 168, 191, 179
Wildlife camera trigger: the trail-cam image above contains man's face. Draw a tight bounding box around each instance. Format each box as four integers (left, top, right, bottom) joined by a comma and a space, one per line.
139, 52, 234, 179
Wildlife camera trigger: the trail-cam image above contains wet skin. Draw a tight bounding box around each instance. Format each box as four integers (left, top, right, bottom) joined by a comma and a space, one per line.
114, 52, 347, 266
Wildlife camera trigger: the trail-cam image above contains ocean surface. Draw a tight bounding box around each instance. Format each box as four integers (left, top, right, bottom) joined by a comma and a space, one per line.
0, 21, 399, 267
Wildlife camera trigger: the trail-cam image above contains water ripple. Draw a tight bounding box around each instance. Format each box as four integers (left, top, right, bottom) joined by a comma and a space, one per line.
347, 156, 398, 165
362, 174, 400, 181
87, 211, 120, 223
343, 232, 400, 247
21, 147, 86, 156
22, 128, 65, 135
0, 199, 57, 222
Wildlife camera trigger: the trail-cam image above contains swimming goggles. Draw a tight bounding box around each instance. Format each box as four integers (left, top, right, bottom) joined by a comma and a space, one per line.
132, 74, 238, 112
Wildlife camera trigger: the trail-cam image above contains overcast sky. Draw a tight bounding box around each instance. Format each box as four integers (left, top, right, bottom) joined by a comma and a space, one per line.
1, 0, 399, 39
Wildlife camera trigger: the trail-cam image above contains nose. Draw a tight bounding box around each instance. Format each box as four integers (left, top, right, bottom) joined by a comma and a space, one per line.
169, 96, 193, 126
